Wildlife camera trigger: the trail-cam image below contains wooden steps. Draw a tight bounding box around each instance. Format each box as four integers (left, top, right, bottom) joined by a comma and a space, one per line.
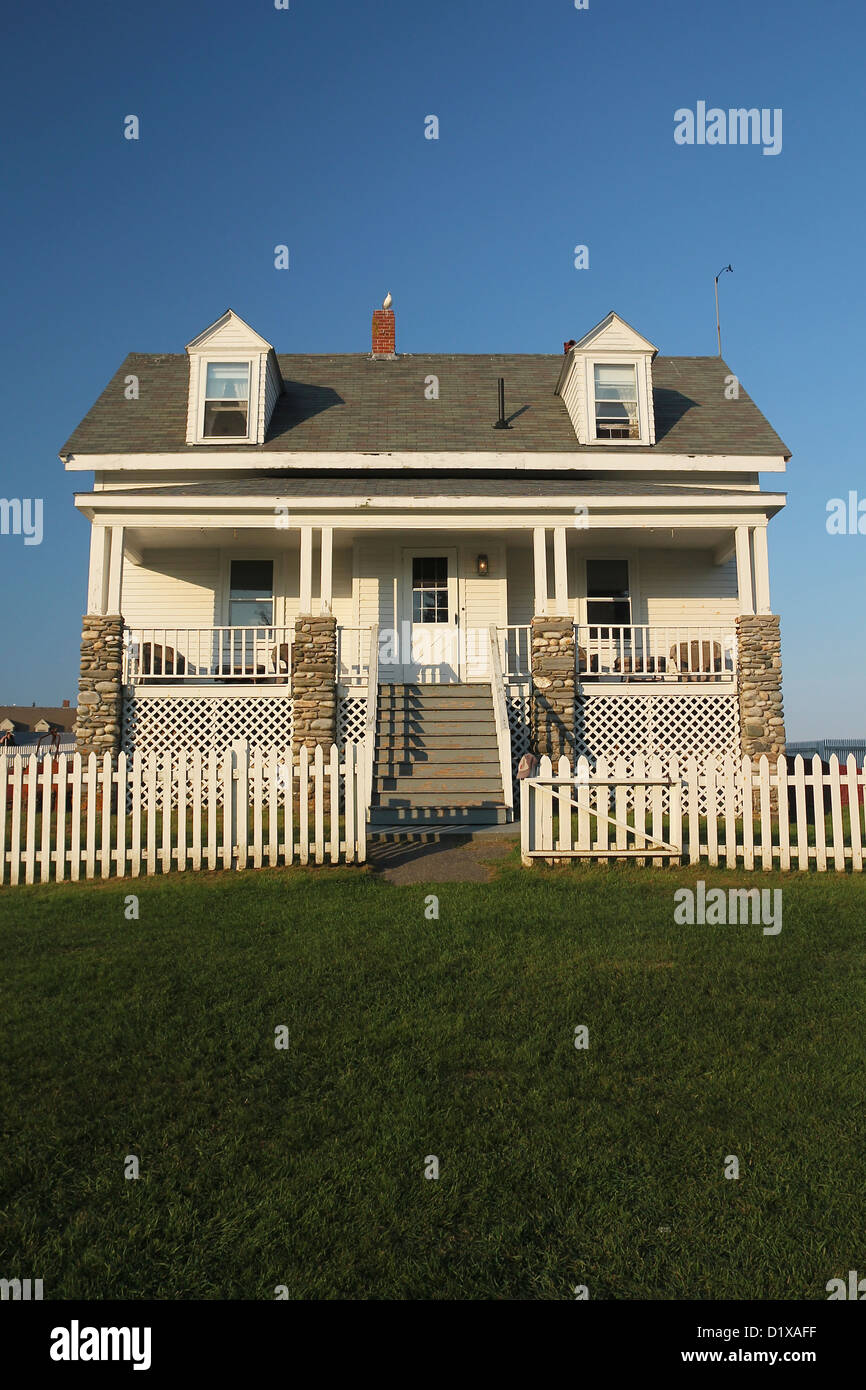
369, 683, 510, 828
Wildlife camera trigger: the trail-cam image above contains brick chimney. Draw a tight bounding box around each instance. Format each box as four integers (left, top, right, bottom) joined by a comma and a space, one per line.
371, 292, 396, 358
62, 699, 70, 708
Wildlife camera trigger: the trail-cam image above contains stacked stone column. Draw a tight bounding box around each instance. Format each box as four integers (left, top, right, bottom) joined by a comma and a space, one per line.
75, 614, 124, 757
291, 614, 337, 757
530, 615, 576, 761
736, 614, 786, 758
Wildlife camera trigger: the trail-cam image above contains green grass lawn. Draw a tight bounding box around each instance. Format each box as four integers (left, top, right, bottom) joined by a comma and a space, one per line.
1, 860, 864, 1300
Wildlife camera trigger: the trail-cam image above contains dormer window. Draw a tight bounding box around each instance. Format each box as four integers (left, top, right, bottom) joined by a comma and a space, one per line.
555, 312, 658, 447
185, 309, 283, 446
202, 362, 251, 438
593, 364, 639, 440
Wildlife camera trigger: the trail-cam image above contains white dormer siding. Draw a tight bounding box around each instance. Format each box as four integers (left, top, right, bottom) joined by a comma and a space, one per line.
557, 311, 657, 447
184, 309, 282, 446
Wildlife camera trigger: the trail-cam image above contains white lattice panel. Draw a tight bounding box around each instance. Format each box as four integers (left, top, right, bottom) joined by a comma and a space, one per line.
574, 694, 741, 815
506, 688, 532, 800
337, 694, 367, 748
122, 697, 294, 808
575, 693, 739, 763
122, 695, 294, 756
504, 690, 740, 814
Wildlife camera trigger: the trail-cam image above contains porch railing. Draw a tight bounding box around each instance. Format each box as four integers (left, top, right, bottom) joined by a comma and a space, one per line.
336, 626, 370, 686
577, 624, 736, 681
123, 626, 295, 685
498, 623, 737, 683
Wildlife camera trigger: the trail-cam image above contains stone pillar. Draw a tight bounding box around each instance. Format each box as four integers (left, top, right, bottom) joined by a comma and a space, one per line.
291, 614, 337, 756
75, 614, 124, 756
530, 615, 576, 761
736, 614, 786, 758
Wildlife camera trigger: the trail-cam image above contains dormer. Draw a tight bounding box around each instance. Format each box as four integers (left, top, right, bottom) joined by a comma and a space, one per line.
185, 309, 282, 445
556, 311, 658, 446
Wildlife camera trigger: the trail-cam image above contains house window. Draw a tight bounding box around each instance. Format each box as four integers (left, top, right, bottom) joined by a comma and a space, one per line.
203, 362, 250, 438
593, 364, 639, 440
586, 559, 631, 629
229, 560, 274, 627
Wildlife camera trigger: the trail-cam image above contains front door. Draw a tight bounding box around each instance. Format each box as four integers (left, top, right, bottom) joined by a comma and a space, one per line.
402, 549, 459, 682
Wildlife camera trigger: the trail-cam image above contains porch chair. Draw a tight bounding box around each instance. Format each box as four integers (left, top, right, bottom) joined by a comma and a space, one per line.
140, 642, 188, 679
669, 639, 722, 682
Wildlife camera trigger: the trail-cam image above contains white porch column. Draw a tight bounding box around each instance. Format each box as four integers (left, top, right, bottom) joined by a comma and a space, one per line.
753, 525, 771, 613
552, 526, 569, 617
533, 526, 548, 616
299, 525, 313, 612
86, 523, 110, 615
319, 525, 333, 614
735, 525, 754, 615
106, 525, 125, 614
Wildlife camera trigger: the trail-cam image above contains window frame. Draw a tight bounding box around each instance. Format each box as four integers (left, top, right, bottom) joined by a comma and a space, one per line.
227, 557, 275, 629
585, 355, 648, 446
583, 555, 635, 631
195, 356, 256, 444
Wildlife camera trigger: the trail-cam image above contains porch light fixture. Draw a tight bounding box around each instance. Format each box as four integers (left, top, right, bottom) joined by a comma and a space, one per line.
476, 554, 489, 576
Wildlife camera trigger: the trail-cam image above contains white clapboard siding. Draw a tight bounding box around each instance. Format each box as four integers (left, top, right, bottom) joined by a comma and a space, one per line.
0, 742, 366, 885
520, 754, 866, 872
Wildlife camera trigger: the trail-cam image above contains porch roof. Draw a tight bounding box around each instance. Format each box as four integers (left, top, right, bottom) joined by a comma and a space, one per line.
83, 476, 771, 501
60, 353, 790, 459
76, 475, 786, 520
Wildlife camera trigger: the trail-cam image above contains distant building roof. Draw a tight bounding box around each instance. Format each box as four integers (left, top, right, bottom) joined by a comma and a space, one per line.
0, 705, 76, 734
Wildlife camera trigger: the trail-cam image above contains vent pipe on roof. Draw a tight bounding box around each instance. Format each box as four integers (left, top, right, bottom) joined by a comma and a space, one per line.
493, 377, 510, 429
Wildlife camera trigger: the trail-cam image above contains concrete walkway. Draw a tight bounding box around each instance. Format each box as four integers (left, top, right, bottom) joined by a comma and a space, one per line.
368, 830, 519, 884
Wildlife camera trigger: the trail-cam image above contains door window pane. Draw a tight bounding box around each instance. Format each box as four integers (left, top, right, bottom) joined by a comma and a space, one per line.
412, 556, 449, 624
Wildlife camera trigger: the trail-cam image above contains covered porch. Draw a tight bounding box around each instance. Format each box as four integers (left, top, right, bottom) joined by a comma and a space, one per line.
73, 479, 785, 775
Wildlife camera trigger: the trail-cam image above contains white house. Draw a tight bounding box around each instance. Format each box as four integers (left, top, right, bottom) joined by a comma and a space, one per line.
61, 300, 788, 826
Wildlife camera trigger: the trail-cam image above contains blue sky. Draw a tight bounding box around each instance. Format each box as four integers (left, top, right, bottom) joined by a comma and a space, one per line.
1, 0, 863, 737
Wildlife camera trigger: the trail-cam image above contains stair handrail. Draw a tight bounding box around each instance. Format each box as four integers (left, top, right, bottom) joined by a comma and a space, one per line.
363, 623, 379, 813
488, 625, 514, 812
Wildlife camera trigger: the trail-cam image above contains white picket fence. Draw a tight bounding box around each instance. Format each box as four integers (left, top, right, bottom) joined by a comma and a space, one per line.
1, 741, 366, 884
521, 753, 866, 871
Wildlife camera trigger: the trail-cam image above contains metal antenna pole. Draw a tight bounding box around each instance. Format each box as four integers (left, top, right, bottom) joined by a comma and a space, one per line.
715, 264, 733, 356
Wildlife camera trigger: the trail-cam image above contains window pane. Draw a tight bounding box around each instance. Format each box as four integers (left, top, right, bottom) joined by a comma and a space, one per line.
586, 599, 631, 626
413, 556, 447, 587
230, 560, 273, 598
412, 555, 450, 624
594, 364, 637, 391
205, 363, 250, 399
586, 559, 629, 599
594, 364, 638, 438
204, 401, 248, 436
229, 598, 273, 627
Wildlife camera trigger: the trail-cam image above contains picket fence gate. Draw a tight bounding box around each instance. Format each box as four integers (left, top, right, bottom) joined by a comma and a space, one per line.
1, 741, 366, 885
520, 753, 866, 871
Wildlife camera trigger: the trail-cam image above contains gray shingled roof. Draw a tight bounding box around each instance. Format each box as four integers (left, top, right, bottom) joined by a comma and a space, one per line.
60, 353, 790, 458
109, 477, 760, 501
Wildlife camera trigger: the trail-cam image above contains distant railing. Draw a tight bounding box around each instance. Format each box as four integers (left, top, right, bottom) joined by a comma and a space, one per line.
788, 739, 866, 763
123, 626, 294, 685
